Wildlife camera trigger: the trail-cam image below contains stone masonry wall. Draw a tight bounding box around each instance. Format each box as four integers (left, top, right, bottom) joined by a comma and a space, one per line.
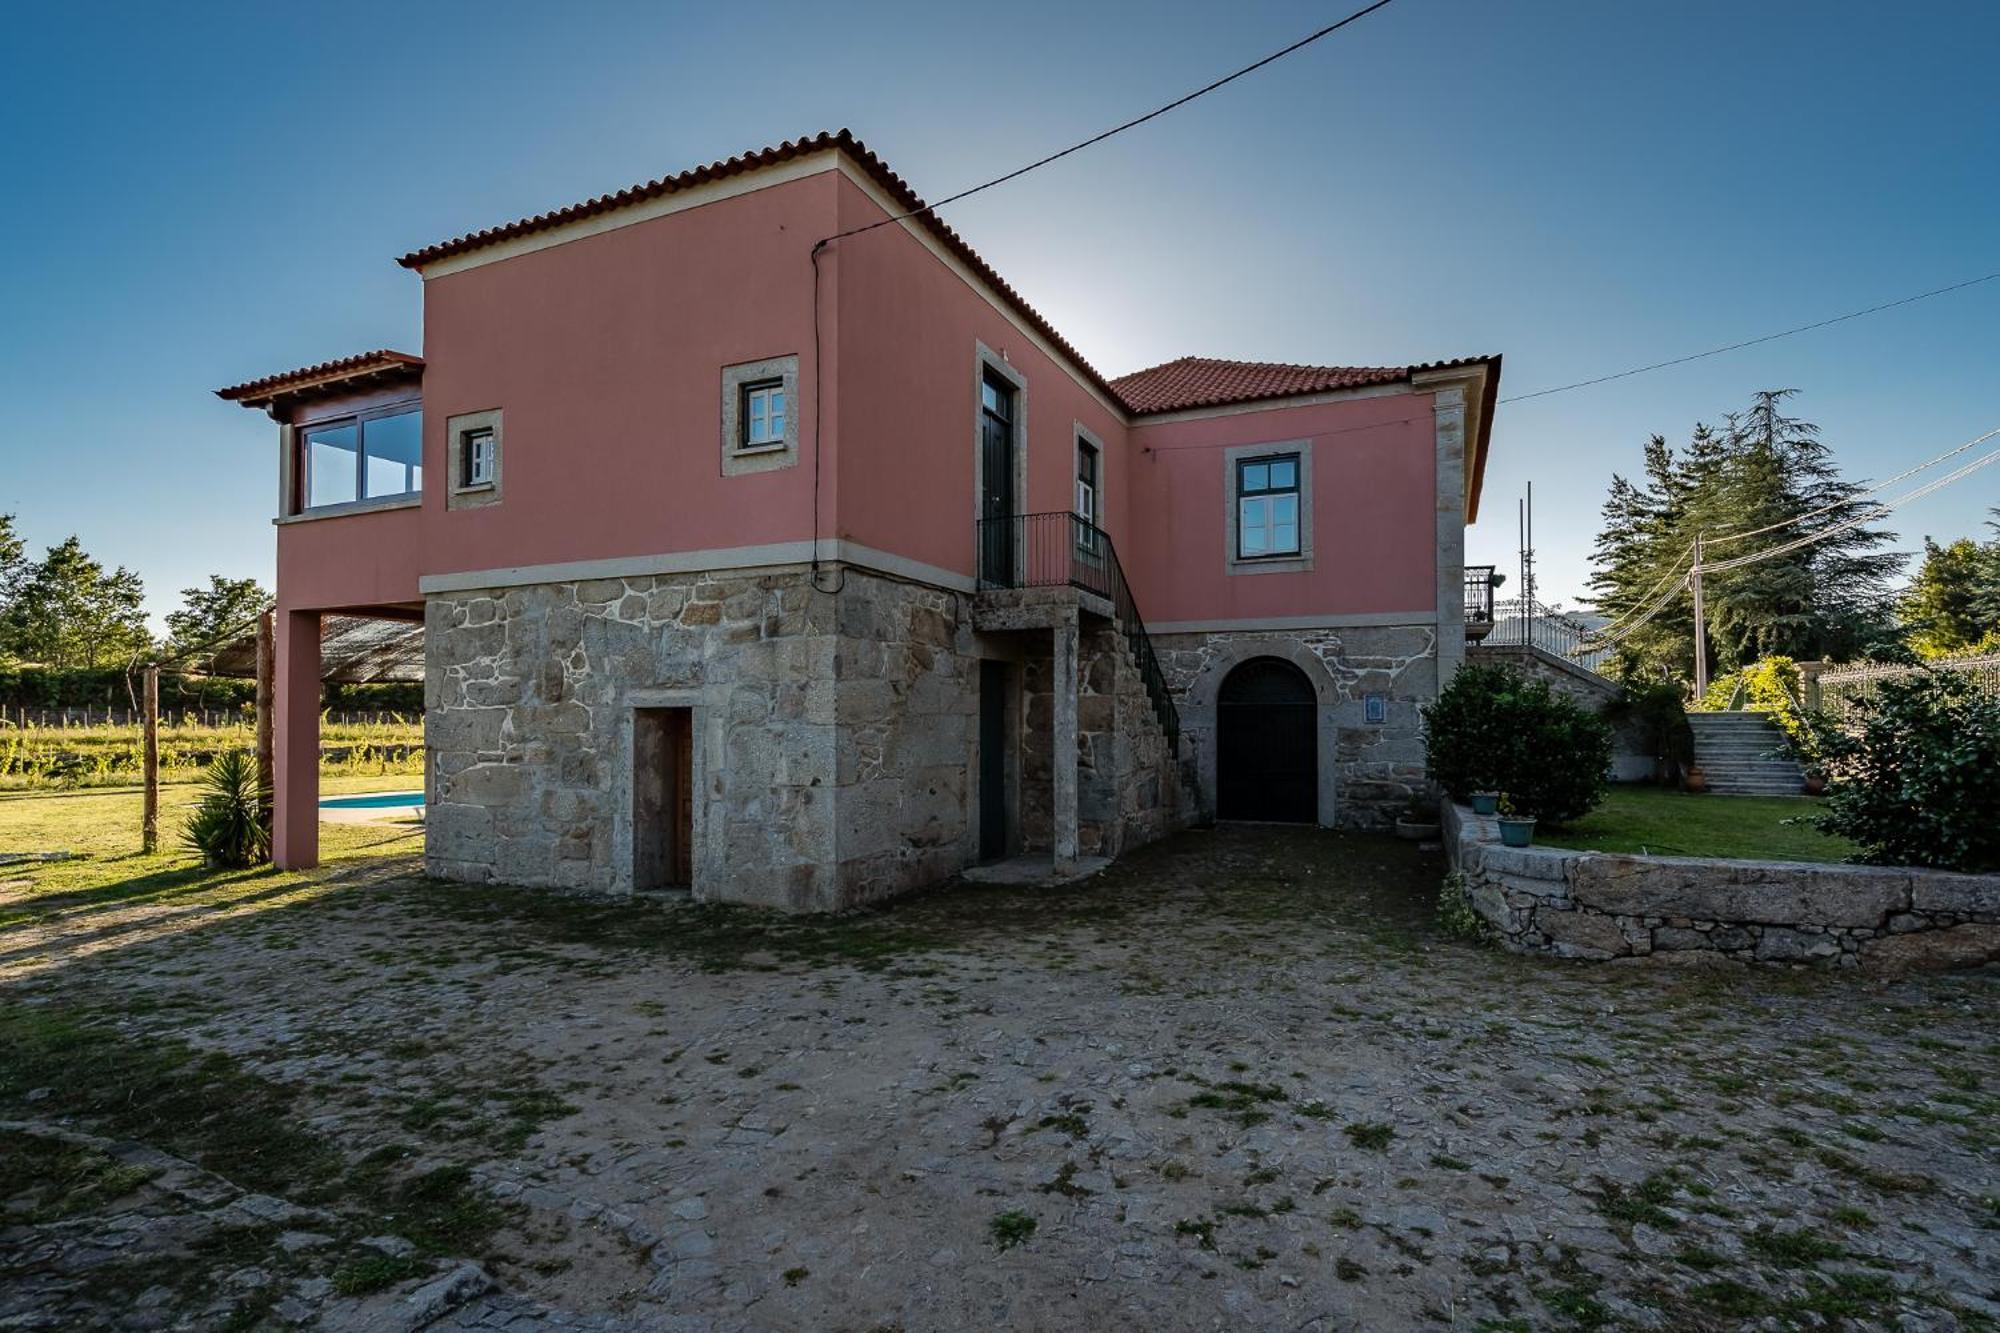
1445, 803, 2000, 971
426, 568, 841, 905
426, 566, 1188, 911
1155, 623, 1437, 830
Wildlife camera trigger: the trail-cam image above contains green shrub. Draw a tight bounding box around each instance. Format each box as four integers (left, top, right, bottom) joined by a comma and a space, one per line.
1807, 670, 2000, 872
1422, 664, 1613, 825
1436, 871, 1492, 943
180, 751, 270, 868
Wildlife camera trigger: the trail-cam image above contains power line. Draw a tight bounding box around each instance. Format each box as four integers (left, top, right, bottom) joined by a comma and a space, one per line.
1500, 269, 2000, 405
1587, 540, 1695, 637
813, 0, 1401, 250
1707, 425, 2000, 548
1700, 442, 2000, 576
805, 1, 1402, 589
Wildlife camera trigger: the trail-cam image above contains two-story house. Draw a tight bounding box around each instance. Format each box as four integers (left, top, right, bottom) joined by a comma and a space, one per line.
219, 131, 1499, 911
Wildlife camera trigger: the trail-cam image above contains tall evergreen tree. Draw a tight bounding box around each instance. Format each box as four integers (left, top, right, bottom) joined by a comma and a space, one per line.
3, 536, 152, 668
1587, 390, 1899, 682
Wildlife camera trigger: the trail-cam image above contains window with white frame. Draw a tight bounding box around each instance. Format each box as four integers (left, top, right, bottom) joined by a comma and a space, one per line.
1074, 437, 1101, 552
461, 427, 496, 487
740, 380, 786, 450
1235, 453, 1301, 558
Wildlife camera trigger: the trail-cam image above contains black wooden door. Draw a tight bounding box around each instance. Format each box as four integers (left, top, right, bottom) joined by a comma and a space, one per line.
1216, 659, 1317, 823
979, 661, 1008, 860
979, 371, 1015, 585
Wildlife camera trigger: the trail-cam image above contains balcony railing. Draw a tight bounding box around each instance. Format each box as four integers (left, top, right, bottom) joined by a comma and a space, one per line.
975, 512, 1180, 752
1464, 565, 1497, 640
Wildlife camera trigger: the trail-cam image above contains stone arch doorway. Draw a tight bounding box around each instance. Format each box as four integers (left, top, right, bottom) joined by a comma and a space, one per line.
1216, 657, 1318, 822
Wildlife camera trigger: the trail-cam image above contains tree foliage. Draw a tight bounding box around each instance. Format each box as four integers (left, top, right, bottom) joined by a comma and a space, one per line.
1422, 663, 1613, 825
166, 575, 272, 660
0, 536, 151, 669
1805, 670, 2000, 873
1589, 391, 1901, 683
1898, 517, 2000, 658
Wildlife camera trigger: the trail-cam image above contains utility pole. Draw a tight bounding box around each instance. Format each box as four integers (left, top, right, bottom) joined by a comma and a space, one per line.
1690, 533, 1709, 698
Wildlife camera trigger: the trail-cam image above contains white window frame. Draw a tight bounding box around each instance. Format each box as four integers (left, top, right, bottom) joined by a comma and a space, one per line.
446, 407, 504, 510
720, 355, 800, 476
1073, 425, 1104, 557
463, 427, 496, 486
740, 380, 786, 451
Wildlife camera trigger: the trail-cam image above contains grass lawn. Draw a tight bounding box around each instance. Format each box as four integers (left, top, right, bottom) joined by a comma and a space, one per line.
0, 774, 422, 916
1535, 784, 1859, 863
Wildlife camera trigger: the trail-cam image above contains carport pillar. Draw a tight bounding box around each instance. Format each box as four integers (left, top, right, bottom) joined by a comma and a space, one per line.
273, 610, 322, 869
1052, 612, 1079, 870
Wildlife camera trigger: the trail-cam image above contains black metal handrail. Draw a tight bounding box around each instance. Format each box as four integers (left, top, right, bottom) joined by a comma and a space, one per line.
1464, 565, 1496, 639
976, 511, 1181, 752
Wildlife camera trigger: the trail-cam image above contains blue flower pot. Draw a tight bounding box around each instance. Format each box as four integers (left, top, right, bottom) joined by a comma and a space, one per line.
1497, 817, 1536, 848
1470, 792, 1500, 816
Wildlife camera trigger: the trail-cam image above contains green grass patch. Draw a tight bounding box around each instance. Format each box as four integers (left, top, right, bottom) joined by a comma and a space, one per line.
1535, 786, 1855, 862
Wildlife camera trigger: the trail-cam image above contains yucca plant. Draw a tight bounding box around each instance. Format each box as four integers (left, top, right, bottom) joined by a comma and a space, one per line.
181, 751, 270, 868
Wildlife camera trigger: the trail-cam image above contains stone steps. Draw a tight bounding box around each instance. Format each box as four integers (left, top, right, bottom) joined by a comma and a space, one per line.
1688, 711, 1806, 796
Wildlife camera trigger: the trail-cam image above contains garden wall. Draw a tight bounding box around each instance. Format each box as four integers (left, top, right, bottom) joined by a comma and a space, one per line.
1443, 803, 2000, 971
1465, 644, 1653, 782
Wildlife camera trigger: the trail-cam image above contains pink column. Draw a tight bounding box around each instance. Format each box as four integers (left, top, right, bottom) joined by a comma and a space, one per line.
273, 610, 322, 869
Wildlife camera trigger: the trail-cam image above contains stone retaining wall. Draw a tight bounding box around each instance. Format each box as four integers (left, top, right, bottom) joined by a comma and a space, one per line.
1444, 803, 2000, 971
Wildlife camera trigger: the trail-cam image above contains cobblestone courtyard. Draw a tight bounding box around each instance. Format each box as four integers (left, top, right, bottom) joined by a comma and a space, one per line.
2, 826, 1995, 1330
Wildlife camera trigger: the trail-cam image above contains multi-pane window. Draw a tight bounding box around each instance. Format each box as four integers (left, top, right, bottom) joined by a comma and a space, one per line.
302, 408, 422, 509
461, 427, 496, 487
1074, 439, 1100, 552
741, 380, 786, 449
1236, 453, 1301, 558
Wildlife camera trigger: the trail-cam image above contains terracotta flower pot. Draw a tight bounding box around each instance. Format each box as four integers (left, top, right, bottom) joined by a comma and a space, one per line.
1682, 766, 1707, 794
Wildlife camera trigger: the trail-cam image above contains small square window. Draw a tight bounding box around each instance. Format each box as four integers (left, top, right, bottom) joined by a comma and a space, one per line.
461, 427, 496, 487
741, 381, 785, 450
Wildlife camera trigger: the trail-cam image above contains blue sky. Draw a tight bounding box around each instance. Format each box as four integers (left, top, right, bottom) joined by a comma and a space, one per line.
2, 0, 1994, 627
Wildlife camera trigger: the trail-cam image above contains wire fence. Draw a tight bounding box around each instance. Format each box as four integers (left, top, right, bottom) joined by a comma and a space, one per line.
1815, 653, 2000, 718
0, 707, 415, 730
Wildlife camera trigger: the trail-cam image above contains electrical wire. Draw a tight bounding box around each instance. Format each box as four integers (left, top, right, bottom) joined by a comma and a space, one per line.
1585, 540, 1695, 637
813, 1, 1400, 251
1699, 443, 2000, 576
1500, 270, 2000, 405
803, 1, 1402, 591
1707, 425, 2000, 548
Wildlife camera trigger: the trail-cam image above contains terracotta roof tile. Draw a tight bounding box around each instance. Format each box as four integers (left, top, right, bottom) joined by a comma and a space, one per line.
1111, 355, 1496, 414
393, 130, 1137, 404
216, 349, 423, 407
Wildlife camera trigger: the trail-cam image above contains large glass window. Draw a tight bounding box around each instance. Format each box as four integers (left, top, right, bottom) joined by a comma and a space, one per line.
1236, 453, 1301, 558
305, 422, 360, 509
300, 408, 423, 510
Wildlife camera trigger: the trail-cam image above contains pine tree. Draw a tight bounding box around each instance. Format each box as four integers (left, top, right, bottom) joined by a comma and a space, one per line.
1586, 390, 1899, 682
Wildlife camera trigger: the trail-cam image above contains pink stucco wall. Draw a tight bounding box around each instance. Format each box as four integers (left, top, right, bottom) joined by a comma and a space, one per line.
1123, 395, 1440, 623
828, 174, 1129, 576
271, 154, 1443, 632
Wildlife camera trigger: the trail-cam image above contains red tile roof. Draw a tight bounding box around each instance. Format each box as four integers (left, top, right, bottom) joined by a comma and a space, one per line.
396, 130, 1133, 408
1110, 355, 1497, 414
216, 349, 424, 409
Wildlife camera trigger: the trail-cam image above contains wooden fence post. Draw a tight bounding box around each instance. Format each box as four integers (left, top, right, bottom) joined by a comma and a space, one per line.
255, 611, 275, 843
142, 664, 160, 854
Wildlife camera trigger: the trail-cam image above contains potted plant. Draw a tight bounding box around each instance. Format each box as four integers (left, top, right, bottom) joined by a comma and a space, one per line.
1469, 790, 1501, 817
1395, 795, 1441, 841
1682, 764, 1708, 795
1802, 767, 1827, 796
1495, 793, 1536, 848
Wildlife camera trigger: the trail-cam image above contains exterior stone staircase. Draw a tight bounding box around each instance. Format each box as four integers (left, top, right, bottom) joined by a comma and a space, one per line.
1688, 711, 1806, 796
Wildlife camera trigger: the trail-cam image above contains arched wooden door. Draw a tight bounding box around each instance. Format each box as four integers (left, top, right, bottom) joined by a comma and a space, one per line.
1216, 657, 1318, 823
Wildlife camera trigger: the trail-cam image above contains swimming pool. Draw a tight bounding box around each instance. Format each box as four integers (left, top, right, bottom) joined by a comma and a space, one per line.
318, 791, 425, 810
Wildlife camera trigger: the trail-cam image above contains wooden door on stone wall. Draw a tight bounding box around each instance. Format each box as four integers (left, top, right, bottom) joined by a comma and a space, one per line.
634, 707, 693, 889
